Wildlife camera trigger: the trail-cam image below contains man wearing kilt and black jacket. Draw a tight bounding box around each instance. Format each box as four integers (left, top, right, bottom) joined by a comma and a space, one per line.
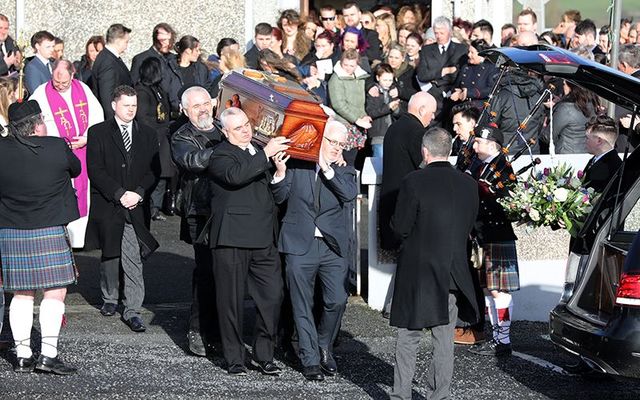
0, 100, 80, 374
466, 123, 519, 357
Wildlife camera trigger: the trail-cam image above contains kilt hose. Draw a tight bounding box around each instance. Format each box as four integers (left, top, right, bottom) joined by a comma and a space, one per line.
479, 241, 520, 293
0, 226, 76, 291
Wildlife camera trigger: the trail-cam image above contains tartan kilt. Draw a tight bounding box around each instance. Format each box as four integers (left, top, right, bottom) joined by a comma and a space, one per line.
0, 226, 77, 291
478, 241, 520, 292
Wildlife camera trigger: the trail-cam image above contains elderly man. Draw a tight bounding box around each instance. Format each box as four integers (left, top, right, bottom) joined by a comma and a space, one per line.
130, 23, 181, 115
208, 108, 289, 376
389, 127, 479, 400
85, 85, 159, 332
416, 16, 467, 109
170, 86, 222, 356
29, 59, 104, 248
92, 24, 133, 119
272, 120, 358, 381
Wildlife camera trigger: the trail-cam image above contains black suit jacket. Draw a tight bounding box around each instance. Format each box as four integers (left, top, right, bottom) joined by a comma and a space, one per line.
207, 141, 279, 249
272, 160, 358, 257
92, 49, 133, 119
0, 136, 80, 229
362, 28, 382, 64
390, 162, 479, 329
130, 47, 182, 114
416, 42, 468, 98
85, 118, 160, 259
0, 36, 16, 76
380, 113, 427, 249
584, 150, 623, 193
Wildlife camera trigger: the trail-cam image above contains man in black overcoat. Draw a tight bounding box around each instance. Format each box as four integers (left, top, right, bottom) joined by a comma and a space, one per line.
389, 127, 479, 400
207, 107, 289, 376
583, 115, 622, 193
85, 85, 160, 332
92, 24, 133, 120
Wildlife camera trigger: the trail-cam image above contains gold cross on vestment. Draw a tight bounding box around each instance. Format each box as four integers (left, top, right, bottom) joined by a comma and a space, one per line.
54, 107, 69, 117
74, 100, 87, 110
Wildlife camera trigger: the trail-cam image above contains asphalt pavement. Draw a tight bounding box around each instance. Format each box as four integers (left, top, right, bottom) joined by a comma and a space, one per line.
1, 216, 640, 399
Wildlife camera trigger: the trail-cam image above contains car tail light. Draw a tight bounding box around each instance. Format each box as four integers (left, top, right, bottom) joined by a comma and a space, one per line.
559, 252, 582, 303
616, 273, 640, 306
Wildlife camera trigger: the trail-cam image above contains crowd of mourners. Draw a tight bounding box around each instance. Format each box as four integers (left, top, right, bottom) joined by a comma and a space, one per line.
0, 2, 636, 398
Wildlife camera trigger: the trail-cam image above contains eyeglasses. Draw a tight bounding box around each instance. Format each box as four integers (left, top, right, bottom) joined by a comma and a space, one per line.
324, 136, 347, 149
321, 16, 336, 21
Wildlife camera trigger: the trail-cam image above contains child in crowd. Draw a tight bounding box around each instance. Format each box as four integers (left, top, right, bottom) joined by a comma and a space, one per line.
365, 63, 400, 158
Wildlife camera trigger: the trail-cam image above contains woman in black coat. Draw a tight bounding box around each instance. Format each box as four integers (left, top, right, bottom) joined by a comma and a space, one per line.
174, 35, 215, 97
134, 57, 174, 220
450, 39, 498, 111
73, 36, 105, 91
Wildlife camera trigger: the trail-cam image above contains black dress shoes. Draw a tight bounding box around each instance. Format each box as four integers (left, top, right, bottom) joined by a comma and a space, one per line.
319, 348, 337, 375
302, 365, 324, 381
124, 316, 146, 332
187, 330, 206, 357
14, 356, 36, 373
35, 355, 77, 375
100, 303, 117, 316
228, 364, 248, 376
251, 360, 282, 375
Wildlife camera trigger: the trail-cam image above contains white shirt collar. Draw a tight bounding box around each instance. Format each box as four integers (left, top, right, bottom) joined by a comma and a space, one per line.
106, 45, 121, 58
35, 53, 50, 66
114, 116, 132, 131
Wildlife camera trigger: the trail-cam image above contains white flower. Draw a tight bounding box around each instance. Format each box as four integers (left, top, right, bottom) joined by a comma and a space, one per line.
553, 188, 569, 202
530, 209, 541, 222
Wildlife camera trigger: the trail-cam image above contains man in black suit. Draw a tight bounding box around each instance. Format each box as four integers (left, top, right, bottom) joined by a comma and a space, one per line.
85, 85, 160, 332
0, 14, 18, 76
130, 23, 181, 116
244, 23, 273, 70
92, 24, 133, 119
342, 2, 382, 64
416, 16, 467, 108
208, 107, 289, 376
272, 120, 358, 381
389, 127, 479, 400
584, 115, 622, 193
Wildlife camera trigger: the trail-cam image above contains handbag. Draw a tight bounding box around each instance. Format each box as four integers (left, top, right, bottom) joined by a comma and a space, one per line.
345, 125, 367, 151
470, 238, 484, 269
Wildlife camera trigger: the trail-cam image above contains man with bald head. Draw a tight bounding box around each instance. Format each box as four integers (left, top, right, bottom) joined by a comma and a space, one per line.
170, 86, 222, 357
380, 92, 437, 252
30, 59, 104, 248
516, 31, 538, 46
272, 120, 358, 381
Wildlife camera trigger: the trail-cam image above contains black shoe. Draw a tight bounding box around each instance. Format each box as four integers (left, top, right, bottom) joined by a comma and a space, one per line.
162, 190, 176, 216
228, 363, 247, 376
319, 348, 337, 375
251, 360, 282, 375
302, 365, 324, 381
34, 355, 77, 375
469, 339, 512, 356
151, 210, 167, 221
14, 356, 36, 373
124, 316, 146, 332
100, 303, 117, 317
187, 330, 206, 357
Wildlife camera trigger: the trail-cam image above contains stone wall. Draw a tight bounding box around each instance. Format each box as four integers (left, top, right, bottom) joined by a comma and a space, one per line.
0, 0, 278, 66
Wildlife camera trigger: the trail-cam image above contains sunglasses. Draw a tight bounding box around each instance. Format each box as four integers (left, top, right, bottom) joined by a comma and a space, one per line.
321, 16, 336, 21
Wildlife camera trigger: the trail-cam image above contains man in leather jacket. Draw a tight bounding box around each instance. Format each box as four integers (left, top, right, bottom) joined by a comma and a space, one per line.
170, 86, 222, 356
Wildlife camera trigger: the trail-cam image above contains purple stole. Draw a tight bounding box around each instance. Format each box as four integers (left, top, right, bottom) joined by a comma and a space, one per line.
45, 80, 90, 217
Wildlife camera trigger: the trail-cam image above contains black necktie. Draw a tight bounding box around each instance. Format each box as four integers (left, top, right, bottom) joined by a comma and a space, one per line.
121, 124, 131, 152
440, 45, 446, 55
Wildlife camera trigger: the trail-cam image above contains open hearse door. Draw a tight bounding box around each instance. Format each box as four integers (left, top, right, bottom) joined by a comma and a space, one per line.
481, 44, 640, 378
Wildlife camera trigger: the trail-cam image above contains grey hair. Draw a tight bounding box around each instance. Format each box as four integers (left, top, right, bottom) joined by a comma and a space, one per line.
219, 107, 245, 130
323, 119, 348, 138
9, 114, 42, 137
422, 127, 452, 157
432, 16, 452, 32
618, 44, 640, 69
180, 86, 211, 109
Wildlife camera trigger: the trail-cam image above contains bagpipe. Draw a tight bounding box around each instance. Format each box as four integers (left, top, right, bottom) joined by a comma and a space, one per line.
472, 77, 554, 194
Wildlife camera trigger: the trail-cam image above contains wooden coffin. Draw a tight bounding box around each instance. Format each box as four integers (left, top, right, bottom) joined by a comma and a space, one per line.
216, 69, 328, 162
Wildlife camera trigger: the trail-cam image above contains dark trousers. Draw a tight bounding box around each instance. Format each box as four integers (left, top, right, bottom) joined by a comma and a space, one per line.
212, 245, 283, 366
184, 216, 218, 341
285, 238, 348, 367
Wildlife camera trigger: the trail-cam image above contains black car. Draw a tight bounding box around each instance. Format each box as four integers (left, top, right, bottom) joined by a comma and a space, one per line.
482, 45, 640, 378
